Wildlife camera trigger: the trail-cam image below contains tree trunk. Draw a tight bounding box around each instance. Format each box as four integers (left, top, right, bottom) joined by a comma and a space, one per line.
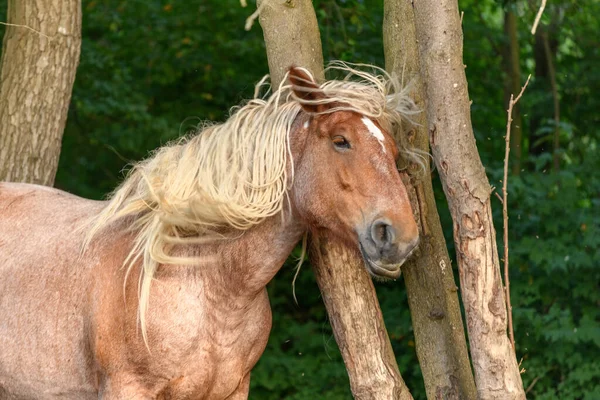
0, 0, 81, 186
503, 9, 523, 176
411, 1, 526, 399
311, 235, 413, 400
540, 30, 561, 172
257, 0, 324, 86
257, 1, 412, 398
383, 1, 477, 399
529, 25, 558, 160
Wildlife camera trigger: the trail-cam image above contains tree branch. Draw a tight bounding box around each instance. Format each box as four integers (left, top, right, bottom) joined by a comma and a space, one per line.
531, 0, 547, 35
0, 21, 51, 38
503, 74, 531, 351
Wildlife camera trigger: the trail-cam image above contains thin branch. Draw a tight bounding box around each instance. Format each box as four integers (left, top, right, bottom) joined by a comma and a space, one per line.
503, 74, 531, 352
513, 75, 531, 105
0, 21, 51, 39
245, 0, 269, 31
525, 376, 541, 394
494, 192, 504, 204
531, 0, 547, 35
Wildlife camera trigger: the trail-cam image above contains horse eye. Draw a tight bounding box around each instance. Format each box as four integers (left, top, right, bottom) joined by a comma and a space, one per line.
332, 136, 351, 150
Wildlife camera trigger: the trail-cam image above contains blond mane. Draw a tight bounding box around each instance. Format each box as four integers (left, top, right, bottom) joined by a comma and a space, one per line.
84, 62, 422, 343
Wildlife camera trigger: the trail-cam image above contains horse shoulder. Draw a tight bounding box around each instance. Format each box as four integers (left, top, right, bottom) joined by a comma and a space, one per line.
0, 182, 108, 398
92, 253, 273, 399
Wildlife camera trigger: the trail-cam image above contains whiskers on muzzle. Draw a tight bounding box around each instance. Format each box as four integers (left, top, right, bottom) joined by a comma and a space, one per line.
358, 221, 419, 280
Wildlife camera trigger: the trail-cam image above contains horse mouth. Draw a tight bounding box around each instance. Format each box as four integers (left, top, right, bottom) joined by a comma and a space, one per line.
363, 257, 402, 279
359, 244, 403, 279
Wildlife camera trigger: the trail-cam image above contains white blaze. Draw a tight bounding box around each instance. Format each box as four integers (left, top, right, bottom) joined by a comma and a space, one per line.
361, 117, 386, 153
303, 121, 309, 129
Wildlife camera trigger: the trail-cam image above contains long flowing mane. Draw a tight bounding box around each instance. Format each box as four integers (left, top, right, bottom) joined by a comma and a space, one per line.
84, 62, 421, 342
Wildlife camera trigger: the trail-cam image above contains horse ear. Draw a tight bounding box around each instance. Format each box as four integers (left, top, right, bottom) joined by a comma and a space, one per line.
288, 67, 327, 114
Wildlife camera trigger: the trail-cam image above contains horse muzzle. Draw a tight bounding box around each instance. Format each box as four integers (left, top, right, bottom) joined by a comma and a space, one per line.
358, 218, 419, 279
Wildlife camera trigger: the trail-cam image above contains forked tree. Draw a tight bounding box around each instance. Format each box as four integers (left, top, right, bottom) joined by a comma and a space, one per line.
0, 0, 81, 185
383, 1, 477, 398
257, 0, 526, 399
411, 1, 525, 398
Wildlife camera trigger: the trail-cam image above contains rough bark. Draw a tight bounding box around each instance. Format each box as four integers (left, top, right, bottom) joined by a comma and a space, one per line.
257, 0, 324, 86
257, 1, 412, 398
383, 1, 477, 399
0, 0, 81, 185
411, 1, 526, 399
503, 9, 523, 176
311, 235, 413, 400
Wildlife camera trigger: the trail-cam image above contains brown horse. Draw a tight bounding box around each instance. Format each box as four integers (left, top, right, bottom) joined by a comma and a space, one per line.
0, 64, 419, 399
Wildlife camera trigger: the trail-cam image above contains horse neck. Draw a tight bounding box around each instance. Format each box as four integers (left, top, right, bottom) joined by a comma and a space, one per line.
192, 114, 310, 294
182, 209, 303, 297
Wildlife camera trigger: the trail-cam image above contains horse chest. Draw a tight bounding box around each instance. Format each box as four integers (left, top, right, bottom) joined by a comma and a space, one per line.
165, 290, 271, 399
95, 274, 272, 399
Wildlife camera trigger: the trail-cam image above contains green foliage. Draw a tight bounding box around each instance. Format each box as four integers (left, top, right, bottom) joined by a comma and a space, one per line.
1, 0, 598, 398
54, 0, 269, 198
500, 155, 600, 398
461, 1, 600, 397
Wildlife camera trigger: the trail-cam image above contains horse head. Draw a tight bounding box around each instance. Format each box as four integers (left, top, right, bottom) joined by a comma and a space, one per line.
288, 67, 420, 279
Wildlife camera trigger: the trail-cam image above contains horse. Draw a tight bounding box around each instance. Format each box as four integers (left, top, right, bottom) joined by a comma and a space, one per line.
0, 63, 420, 399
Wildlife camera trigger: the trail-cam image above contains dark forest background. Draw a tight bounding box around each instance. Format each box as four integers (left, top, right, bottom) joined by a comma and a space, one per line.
1, 0, 598, 398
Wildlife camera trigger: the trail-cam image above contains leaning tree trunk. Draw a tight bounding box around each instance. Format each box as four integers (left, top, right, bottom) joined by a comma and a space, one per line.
0, 0, 81, 185
383, 1, 477, 398
411, 1, 526, 399
310, 236, 413, 400
257, 1, 412, 399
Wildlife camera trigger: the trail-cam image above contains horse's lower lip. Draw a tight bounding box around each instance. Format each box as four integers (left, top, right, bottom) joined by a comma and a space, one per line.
364, 258, 402, 279
358, 243, 402, 278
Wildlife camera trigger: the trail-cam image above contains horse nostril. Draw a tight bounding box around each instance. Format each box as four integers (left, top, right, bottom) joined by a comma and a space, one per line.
370, 219, 396, 248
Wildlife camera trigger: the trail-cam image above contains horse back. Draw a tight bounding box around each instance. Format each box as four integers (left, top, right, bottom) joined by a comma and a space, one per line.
0, 183, 104, 399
